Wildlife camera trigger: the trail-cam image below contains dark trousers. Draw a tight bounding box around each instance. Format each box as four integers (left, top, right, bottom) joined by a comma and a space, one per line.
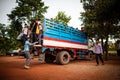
95, 54, 104, 64
31, 32, 37, 42
38, 30, 43, 45
22, 34, 27, 45
25, 51, 31, 66
117, 50, 120, 56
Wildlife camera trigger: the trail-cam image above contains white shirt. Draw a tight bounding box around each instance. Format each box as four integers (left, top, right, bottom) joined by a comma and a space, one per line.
22, 27, 28, 35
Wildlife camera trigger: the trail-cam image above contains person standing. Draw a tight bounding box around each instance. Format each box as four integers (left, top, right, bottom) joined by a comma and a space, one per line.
24, 37, 36, 69
22, 24, 28, 45
37, 20, 43, 45
94, 39, 104, 66
30, 20, 37, 43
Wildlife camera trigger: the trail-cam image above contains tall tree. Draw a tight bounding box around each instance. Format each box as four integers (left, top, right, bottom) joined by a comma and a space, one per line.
0, 23, 11, 54
51, 11, 71, 26
7, 0, 48, 50
80, 0, 97, 41
7, 0, 48, 34
80, 0, 120, 60
8, 0, 48, 22
94, 0, 120, 60
94, 0, 120, 41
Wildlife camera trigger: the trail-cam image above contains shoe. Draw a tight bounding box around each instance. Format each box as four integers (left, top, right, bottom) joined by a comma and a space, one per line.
24, 65, 30, 69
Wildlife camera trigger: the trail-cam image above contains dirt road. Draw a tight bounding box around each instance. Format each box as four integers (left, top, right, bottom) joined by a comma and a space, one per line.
0, 56, 120, 80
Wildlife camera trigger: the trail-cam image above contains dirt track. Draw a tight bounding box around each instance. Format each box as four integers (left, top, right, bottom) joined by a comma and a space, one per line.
0, 56, 120, 80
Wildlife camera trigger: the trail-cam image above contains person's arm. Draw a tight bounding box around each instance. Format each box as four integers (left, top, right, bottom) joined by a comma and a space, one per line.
41, 24, 44, 31
99, 44, 103, 54
93, 45, 96, 53
26, 41, 34, 46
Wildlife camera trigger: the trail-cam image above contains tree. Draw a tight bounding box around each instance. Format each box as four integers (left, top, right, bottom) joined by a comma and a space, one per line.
94, 0, 120, 60
0, 24, 7, 38
6, 0, 48, 50
80, 0, 97, 42
0, 23, 12, 54
51, 11, 71, 26
7, 0, 48, 36
94, 0, 120, 41
8, 0, 48, 22
80, 0, 120, 60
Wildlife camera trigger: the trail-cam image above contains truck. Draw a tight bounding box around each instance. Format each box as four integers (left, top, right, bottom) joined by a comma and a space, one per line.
33, 18, 89, 65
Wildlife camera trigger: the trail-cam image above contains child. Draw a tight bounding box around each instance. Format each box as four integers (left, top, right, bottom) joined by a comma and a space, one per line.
22, 24, 28, 45
37, 20, 43, 45
24, 37, 36, 69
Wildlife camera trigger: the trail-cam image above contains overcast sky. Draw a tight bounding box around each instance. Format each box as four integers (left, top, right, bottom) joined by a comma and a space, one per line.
0, 0, 17, 25
0, 0, 84, 29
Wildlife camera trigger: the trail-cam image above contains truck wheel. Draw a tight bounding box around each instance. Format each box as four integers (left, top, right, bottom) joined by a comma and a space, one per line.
45, 54, 55, 63
56, 51, 70, 65
89, 51, 94, 60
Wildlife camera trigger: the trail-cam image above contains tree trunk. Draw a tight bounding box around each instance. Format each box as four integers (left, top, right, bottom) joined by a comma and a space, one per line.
105, 36, 109, 61
101, 38, 104, 53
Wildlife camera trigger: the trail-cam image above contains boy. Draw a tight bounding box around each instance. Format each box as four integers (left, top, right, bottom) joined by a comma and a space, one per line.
24, 37, 36, 69
94, 39, 104, 66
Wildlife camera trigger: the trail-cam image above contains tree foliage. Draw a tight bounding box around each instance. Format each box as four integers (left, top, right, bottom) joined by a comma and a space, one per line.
81, 0, 120, 40
8, 0, 48, 22
51, 11, 71, 26
0, 23, 11, 54
80, 0, 120, 60
5, 0, 48, 51
94, 0, 120, 40
7, 0, 48, 36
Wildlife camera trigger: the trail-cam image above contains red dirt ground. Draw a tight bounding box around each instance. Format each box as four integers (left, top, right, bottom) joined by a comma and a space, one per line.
0, 56, 120, 80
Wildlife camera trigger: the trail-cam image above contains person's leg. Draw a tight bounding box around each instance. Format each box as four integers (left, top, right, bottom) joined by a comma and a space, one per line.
118, 49, 120, 56
99, 54, 104, 65
30, 47, 35, 59
38, 31, 43, 45
38, 53, 45, 63
30, 32, 33, 42
32, 32, 37, 42
95, 54, 99, 65
22, 34, 27, 45
25, 51, 31, 68
33, 32, 36, 42
38, 33, 42, 44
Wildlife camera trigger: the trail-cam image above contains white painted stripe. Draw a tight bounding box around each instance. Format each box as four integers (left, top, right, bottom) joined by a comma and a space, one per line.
43, 39, 88, 49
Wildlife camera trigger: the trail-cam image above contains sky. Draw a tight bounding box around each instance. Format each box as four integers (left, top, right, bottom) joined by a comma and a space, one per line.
0, 0, 84, 29
0, 0, 17, 25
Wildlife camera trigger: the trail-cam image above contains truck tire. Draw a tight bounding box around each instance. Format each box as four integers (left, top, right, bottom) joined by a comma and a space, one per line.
56, 51, 70, 65
45, 54, 55, 63
89, 51, 94, 60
